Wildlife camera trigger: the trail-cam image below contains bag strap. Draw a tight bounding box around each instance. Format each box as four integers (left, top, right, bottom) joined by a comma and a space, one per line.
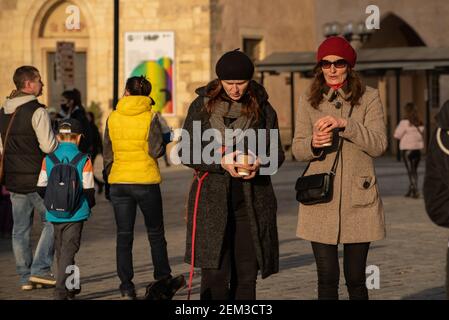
48, 153, 60, 165
0, 110, 18, 180
301, 104, 355, 177
70, 152, 86, 166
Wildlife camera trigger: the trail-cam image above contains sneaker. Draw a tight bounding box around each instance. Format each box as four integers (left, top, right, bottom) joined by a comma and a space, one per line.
144, 274, 185, 300
29, 274, 56, 287
21, 281, 35, 291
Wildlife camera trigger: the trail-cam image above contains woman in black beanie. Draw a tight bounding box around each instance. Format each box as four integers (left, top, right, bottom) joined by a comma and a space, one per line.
181, 49, 285, 300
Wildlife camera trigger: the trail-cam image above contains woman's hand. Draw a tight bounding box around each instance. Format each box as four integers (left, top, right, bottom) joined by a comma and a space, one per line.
312, 129, 333, 148
311, 116, 347, 148
221, 151, 260, 179
242, 158, 261, 180
314, 116, 347, 132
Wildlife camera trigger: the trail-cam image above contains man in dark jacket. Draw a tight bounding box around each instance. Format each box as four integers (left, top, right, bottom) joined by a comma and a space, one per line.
423, 100, 449, 299
0, 66, 58, 290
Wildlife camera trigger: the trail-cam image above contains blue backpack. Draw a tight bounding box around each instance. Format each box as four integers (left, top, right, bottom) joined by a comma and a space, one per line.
44, 153, 85, 219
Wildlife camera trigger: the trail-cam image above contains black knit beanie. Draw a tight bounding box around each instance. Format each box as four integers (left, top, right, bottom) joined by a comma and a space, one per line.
215, 49, 254, 80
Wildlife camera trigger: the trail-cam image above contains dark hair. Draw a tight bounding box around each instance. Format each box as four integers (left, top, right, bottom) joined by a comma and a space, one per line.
125, 76, 152, 97
204, 79, 259, 121
307, 65, 365, 109
62, 89, 82, 107
404, 102, 423, 126
13, 66, 40, 90
87, 111, 95, 120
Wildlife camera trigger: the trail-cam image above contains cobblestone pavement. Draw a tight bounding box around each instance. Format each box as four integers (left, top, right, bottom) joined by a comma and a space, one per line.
0, 156, 447, 300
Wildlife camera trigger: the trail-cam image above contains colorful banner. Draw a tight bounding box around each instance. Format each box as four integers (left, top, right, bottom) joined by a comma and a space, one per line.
125, 32, 175, 115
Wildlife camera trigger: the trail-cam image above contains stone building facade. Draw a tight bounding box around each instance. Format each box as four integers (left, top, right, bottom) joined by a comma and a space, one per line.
1, 0, 448, 154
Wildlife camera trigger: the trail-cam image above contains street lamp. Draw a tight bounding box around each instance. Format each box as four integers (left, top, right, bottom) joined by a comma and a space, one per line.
323, 22, 342, 38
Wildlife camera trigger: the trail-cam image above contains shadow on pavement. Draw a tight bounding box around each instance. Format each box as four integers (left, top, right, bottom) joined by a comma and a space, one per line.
401, 286, 447, 300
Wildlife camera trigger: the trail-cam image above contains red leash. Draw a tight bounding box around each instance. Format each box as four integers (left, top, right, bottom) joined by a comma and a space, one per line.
187, 171, 209, 300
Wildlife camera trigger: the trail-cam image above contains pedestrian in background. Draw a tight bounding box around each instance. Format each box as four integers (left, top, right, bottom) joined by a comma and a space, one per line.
103, 76, 184, 300
60, 89, 93, 154
292, 36, 388, 300
86, 111, 104, 193
0, 66, 58, 290
394, 102, 425, 198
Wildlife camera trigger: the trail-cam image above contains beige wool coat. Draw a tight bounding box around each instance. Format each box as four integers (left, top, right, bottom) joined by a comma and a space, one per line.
292, 86, 388, 244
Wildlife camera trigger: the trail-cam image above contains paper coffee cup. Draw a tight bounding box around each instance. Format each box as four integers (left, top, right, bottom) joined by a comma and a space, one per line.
237, 154, 251, 176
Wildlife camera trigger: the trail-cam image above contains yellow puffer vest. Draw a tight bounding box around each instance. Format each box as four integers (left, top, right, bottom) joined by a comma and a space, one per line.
108, 96, 161, 184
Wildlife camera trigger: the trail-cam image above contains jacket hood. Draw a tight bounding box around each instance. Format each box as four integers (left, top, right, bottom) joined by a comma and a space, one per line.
195, 79, 269, 104
1, 95, 37, 114
437, 100, 449, 130
116, 96, 152, 116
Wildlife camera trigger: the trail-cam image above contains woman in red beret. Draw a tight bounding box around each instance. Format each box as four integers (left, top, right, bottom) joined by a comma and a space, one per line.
292, 36, 388, 300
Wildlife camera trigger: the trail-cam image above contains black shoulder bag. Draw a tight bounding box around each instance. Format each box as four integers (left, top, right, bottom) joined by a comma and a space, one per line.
295, 104, 354, 205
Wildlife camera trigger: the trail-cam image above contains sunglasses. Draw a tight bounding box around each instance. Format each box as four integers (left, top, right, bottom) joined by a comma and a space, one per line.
319, 59, 348, 69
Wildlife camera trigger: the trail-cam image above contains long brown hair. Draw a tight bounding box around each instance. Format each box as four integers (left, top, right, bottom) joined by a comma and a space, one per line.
307, 65, 365, 109
204, 79, 260, 121
404, 102, 423, 126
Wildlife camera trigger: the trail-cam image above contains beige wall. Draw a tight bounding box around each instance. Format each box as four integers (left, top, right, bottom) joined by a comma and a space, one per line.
314, 0, 449, 47
210, 0, 317, 146
0, 0, 211, 130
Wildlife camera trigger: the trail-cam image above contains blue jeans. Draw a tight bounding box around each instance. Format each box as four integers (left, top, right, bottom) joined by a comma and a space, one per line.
10, 192, 54, 284
110, 184, 172, 292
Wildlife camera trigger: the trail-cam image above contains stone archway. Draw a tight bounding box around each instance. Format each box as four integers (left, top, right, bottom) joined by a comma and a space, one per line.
362, 13, 429, 157
25, 0, 96, 109
361, 13, 426, 49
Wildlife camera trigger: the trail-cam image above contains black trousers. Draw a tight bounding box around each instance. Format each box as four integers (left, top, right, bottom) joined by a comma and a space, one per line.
402, 150, 421, 194
200, 207, 259, 300
53, 221, 84, 298
311, 242, 370, 300
110, 184, 172, 292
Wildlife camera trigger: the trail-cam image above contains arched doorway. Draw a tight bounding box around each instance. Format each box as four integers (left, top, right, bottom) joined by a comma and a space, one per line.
360, 13, 429, 157
30, 0, 90, 110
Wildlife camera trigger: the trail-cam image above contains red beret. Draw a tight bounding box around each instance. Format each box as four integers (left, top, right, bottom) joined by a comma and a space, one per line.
317, 36, 357, 67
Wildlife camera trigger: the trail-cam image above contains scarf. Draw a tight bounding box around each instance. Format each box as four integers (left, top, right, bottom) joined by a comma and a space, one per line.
208, 98, 253, 147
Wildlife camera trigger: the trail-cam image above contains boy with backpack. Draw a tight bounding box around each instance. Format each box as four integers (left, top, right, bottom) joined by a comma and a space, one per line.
37, 119, 95, 300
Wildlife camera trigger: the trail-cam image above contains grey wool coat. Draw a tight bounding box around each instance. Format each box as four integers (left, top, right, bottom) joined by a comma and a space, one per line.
292, 86, 388, 245
181, 80, 285, 279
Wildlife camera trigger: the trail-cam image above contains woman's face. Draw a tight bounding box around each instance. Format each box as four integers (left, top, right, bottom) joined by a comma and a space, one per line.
321, 55, 349, 86
221, 80, 249, 101
60, 96, 74, 111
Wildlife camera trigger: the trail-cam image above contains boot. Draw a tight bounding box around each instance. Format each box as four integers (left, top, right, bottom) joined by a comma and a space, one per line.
144, 275, 185, 300
405, 185, 412, 197
411, 187, 420, 199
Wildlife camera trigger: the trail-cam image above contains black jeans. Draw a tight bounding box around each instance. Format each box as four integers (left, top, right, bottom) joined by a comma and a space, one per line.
110, 184, 172, 292
200, 207, 259, 300
311, 242, 370, 300
402, 150, 421, 194
53, 222, 84, 298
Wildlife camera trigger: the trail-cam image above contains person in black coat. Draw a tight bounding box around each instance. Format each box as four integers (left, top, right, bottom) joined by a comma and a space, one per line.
60, 89, 93, 154
180, 50, 284, 300
423, 99, 449, 299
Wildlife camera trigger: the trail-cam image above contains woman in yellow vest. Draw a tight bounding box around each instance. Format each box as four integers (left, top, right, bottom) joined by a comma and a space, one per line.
103, 76, 184, 299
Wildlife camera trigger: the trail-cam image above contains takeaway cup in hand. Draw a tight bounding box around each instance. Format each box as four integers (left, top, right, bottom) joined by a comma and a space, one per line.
237, 151, 255, 177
